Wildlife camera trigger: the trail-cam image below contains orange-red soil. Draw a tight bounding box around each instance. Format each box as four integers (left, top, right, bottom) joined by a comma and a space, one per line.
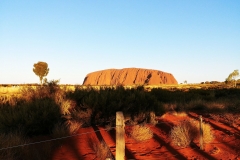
52, 112, 240, 160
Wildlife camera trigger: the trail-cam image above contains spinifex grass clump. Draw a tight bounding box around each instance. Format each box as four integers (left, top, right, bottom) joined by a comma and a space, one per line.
170, 120, 214, 148
170, 120, 198, 148
130, 125, 153, 142
196, 121, 214, 144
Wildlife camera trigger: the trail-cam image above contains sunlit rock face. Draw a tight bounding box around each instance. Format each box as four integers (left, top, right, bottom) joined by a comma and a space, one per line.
82, 68, 178, 85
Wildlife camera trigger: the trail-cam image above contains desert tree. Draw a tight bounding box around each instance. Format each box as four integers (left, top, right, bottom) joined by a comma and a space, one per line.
33, 61, 49, 85
226, 69, 239, 87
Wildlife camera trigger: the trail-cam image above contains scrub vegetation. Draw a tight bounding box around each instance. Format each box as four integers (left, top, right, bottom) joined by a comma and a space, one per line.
0, 80, 240, 159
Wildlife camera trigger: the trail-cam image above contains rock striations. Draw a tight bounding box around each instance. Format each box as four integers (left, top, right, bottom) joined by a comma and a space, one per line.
82, 68, 178, 85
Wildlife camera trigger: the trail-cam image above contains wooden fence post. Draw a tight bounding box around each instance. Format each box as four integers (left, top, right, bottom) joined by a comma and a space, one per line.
116, 111, 125, 160
199, 115, 204, 150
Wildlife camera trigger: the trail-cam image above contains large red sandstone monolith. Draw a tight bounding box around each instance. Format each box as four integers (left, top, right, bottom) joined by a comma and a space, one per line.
82, 68, 178, 85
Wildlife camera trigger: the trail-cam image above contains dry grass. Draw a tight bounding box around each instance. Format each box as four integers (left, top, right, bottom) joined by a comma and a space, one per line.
170, 120, 198, 148
173, 112, 187, 117
0, 95, 19, 106
89, 139, 111, 160
133, 112, 148, 124
52, 120, 82, 139
0, 86, 21, 95
148, 111, 158, 125
130, 125, 153, 142
187, 120, 215, 144
59, 99, 75, 115
71, 108, 92, 126
94, 141, 110, 160
170, 119, 214, 148
54, 89, 65, 105
200, 122, 214, 143
67, 120, 82, 135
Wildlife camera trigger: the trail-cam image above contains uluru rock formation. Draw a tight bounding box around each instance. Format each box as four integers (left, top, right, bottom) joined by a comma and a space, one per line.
82, 68, 178, 85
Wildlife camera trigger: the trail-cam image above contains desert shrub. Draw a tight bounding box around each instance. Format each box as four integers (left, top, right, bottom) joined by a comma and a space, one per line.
205, 102, 227, 113
52, 120, 82, 138
67, 120, 82, 135
226, 100, 240, 113
51, 122, 70, 139
186, 99, 207, 111
59, 86, 240, 126
130, 125, 153, 142
54, 89, 66, 105
170, 120, 198, 148
66, 86, 165, 125
20, 86, 51, 102
150, 88, 176, 103
71, 108, 92, 126
0, 98, 62, 136
20, 80, 60, 103
0, 132, 28, 160
44, 79, 60, 94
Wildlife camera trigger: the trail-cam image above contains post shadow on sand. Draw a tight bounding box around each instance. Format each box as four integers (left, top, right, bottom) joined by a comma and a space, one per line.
91, 125, 116, 159
92, 125, 137, 159
187, 112, 240, 153
210, 115, 240, 133
153, 133, 187, 160
62, 137, 86, 160
154, 116, 219, 160
187, 113, 240, 140
189, 141, 218, 160
155, 119, 174, 134
50, 126, 85, 159
154, 132, 219, 160
191, 111, 240, 133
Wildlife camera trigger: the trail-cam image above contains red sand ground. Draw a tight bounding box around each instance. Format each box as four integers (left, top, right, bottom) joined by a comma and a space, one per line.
52, 112, 240, 160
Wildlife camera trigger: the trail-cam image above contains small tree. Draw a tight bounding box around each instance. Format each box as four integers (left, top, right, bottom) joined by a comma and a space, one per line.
33, 61, 49, 85
226, 70, 239, 87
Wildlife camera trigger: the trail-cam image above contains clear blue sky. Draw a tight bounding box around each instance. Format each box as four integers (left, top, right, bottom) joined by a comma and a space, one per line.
0, 0, 239, 84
